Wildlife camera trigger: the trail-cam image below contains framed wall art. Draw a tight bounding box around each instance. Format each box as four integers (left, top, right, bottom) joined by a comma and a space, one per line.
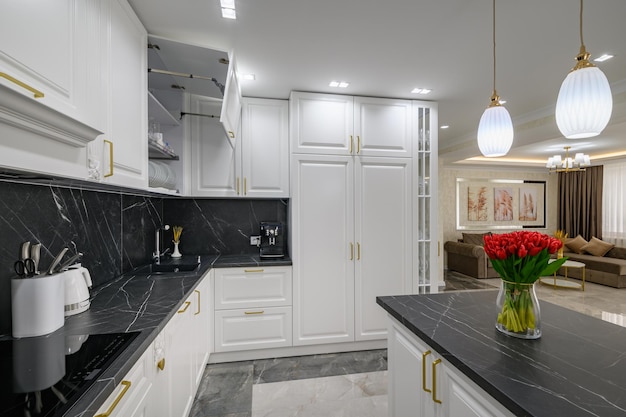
456, 178, 546, 230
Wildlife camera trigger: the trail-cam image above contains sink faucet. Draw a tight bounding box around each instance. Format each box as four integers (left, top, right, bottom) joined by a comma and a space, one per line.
153, 225, 170, 263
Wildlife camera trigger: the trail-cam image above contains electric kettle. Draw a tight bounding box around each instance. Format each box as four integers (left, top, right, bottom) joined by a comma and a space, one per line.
62, 265, 92, 317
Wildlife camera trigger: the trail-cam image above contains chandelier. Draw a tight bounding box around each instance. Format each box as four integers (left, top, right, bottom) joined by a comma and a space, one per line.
546, 146, 591, 173
477, 0, 514, 157
555, 0, 612, 139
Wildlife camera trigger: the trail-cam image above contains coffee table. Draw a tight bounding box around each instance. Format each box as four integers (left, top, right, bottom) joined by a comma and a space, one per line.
539, 259, 586, 291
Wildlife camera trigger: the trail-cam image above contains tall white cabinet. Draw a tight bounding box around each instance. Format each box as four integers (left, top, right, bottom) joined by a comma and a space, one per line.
290, 91, 436, 347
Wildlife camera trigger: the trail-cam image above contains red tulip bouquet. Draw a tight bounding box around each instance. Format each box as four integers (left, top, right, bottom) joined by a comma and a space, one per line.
484, 231, 567, 338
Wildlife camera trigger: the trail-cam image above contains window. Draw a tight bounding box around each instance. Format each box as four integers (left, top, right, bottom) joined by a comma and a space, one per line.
602, 160, 626, 246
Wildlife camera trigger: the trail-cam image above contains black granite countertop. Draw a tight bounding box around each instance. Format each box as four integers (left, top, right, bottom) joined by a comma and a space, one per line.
377, 291, 626, 417
3, 253, 291, 417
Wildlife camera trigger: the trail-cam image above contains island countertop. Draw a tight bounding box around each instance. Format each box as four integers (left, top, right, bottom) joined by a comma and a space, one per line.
377, 290, 626, 417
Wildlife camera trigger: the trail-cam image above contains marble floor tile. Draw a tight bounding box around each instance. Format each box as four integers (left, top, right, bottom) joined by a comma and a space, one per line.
191, 361, 254, 417
253, 349, 387, 384
251, 371, 387, 417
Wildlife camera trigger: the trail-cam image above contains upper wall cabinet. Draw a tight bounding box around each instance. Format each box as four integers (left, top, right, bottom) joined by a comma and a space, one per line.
290, 92, 412, 157
0, 0, 105, 179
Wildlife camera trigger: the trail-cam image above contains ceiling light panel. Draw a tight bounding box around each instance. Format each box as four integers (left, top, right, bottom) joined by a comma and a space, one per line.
220, 0, 236, 19
594, 54, 614, 62
329, 81, 349, 88
411, 88, 432, 94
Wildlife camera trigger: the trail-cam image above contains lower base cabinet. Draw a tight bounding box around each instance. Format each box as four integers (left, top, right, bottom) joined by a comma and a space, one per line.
388, 317, 514, 417
98, 274, 209, 417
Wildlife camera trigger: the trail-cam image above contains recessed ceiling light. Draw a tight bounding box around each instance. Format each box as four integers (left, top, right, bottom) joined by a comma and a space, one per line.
329, 81, 349, 88
594, 54, 614, 62
411, 88, 432, 94
241, 73, 256, 81
220, 0, 236, 19
499, 99, 507, 104
440, 125, 449, 129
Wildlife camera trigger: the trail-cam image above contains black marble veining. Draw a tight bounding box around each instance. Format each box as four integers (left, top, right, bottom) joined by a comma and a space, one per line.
377, 291, 626, 417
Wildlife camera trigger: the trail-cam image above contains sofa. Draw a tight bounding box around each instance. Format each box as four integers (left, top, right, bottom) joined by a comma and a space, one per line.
444, 232, 499, 279
558, 236, 626, 288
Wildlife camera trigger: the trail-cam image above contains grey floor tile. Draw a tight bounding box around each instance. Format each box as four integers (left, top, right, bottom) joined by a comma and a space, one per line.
191, 361, 253, 417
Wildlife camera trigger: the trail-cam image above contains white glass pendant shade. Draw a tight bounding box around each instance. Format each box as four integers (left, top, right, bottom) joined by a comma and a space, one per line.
556, 65, 612, 139
477, 105, 514, 157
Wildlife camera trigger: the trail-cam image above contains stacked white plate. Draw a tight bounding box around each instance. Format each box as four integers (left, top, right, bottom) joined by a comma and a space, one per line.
149, 161, 177, 189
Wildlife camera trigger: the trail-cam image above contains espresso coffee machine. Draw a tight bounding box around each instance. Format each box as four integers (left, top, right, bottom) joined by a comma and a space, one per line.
259, 222, 285, 258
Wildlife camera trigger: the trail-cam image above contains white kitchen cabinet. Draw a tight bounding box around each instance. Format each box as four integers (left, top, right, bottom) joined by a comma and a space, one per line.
220, 53, 241, 146
213, 267, 293, 352
190, 96, 289, 198
291, 155, 355, 346
0, 0, 104, 179
291, 155, 412, 345
290, 92, 412, 157
240, 98, 290, 197
355, 157, 412, 341
388, 317, 514, 417
96, 0, 148, 189
191, 278, 210, 388
94, 345, 153, 417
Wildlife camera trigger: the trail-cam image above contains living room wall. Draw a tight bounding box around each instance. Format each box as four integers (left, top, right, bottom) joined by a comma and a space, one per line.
439, 166, 558, 250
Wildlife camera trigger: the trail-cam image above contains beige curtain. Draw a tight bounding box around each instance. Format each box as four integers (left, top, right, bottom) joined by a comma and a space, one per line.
557, 165, 603, 240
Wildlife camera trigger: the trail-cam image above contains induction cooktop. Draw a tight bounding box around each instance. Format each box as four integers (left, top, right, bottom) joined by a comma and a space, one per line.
0, 331, 139, 417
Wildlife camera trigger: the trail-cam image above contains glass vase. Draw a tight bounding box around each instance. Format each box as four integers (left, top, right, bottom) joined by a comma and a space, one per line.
495, 280, 541, 339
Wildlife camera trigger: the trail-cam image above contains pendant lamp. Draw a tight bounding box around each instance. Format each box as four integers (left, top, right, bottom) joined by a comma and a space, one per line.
555, 0, 612, 139
477, 0, 513, 157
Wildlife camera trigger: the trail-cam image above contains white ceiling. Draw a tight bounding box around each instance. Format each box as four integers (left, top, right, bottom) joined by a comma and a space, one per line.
127, 0, 626, 169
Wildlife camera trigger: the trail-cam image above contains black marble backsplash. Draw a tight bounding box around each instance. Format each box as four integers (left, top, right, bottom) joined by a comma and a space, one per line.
0, 179, 289, 335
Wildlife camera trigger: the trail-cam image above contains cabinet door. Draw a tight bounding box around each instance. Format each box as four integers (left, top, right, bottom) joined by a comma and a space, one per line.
355, 158, 412, 341
388, 320, 443, 417
241, 98, 290, 197
291, 154, 355, 345
191, 277, 210, 389
290, 92, 353, 155
220, 54, 241, 146
354, 97, 413, 157
190, 95, 238, 196
101, 0, 148, 188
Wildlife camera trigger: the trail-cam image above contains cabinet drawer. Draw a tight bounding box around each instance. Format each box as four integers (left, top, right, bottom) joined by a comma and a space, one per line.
94, 347, 152, 417
214, 266, 292, 310
214, 306, 292, 352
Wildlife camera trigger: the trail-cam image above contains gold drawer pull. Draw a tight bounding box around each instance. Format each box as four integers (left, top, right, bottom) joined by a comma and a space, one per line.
349, 135, 353, 154
357, 242, 361, 260
236, 177, 240, 195
195, 290, 201, 315
228, 130, 235, 138
244, 310, 264, 315
94, 380, 131, 417
432, 359, 442, 404
157, 358, 165, 371
357, 135, 361, 153
350, 242, 354, 260
244, 269, 264, 273
244, 177, 247, 195
0, 72, 44, 98
178, 301, 191, 314
422, 350, 432, 393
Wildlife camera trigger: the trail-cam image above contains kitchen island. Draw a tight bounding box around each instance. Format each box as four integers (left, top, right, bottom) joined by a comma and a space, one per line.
377, 290, 626, 417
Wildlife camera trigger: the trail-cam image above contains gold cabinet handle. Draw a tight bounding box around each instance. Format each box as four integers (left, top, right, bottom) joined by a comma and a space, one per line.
357, 242, 361, 260
438, 241, 441, 257
228, 131, 235, 138
349, 135, 353, 154
245, 310, 264, 315
236, 177, 240, 195
103, 140, 114, 178
244, 177, 247, 195
244, 269, 264, 273
350, 242, 354, 260
357, 135, 361, 153
0, 72, 44, 98
422, 350, 432, 393
157, 358, 165, 371
195, 290, 201, 315
432, 359, 442, 404
94, 380, 131, 417
178, 301, 191, 314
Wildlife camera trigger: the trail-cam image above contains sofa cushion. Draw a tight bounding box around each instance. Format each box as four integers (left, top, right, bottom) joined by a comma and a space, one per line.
562, 253, 626, 276
462, 232, 491, 247
606, 246, 626, 260
581, 237, 615, 257
565, 235, 588, 254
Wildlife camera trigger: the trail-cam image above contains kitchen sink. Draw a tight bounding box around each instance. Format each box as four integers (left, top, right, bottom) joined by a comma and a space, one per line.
135, 259, 201, 276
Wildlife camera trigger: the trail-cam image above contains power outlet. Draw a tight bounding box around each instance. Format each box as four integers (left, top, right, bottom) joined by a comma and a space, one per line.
250, 236, 260, 246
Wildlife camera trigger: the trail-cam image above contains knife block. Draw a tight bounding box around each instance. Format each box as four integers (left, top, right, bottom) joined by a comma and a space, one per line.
11, 274, 64, 338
